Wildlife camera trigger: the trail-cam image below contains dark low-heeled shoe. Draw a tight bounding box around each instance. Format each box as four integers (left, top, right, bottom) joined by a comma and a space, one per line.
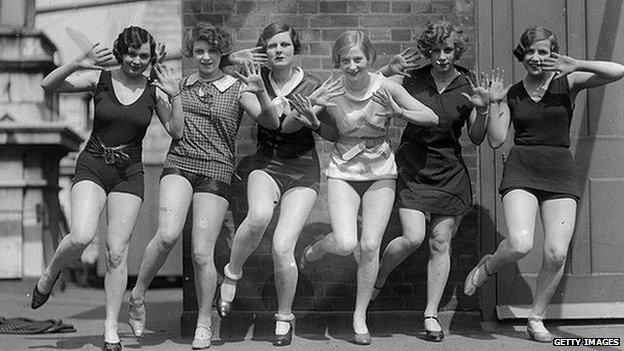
273, 313, 295, 347
353, 331, 372, 345
423, 316, 445, 342
102, 341, 122, 351
31, 272, 61, 310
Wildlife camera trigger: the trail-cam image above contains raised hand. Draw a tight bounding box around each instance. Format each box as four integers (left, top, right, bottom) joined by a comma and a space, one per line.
309, 77, 344, 107
75, 43, 115, 70
372, 89, 403, 119
155, 41, 167, 63
541, 52, 578, 79
229, 46, 268, 67
151, 63, 180, 97
234, 62, 266, 94
488, 68, 512, 103
461, 71, 492, 107
387, 48, 423, 77
289, 93, 320, 128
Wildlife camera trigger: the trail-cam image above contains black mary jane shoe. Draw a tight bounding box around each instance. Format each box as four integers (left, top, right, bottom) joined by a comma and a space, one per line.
31, 272, 60, 309
423, 316, 445, 342
102, 341, 122, 351
273, 313, 295, 347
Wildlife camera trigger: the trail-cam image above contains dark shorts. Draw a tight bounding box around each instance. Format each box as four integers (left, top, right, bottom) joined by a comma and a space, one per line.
238, 154, 320, 196
160, 167, 231, 201
72, 151, 145, 200
501, 187, 579, 203
345, 180, 378, 198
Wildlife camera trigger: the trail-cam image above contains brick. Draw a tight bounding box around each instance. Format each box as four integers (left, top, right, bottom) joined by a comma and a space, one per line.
236, 1, 255, 14
402, 14, 444, 27
369, 28, 391, 41
213, 0, 235, 12
237, 28, 260, 41
432, 0, 454, 13
392, 1, 412, 13
348, 1, 369, 13
298, 43, 310, 55
370, 1, 389, 12
269, 14, 309, 27
224, 14, 247, 28
297, 1, 319, 13
321, 28, 362, 41
360, 14, 402, 27
197, 13, 225, 25
277, 1, 298, 13
309, 42, 331, 55
455, 0, 474, 13
391, 29, 412, 41
199, 0, 212, 12
412, 2, 432, 13
182, 0, 201, 13
319, 1, 347, 13
254, 1, 278, 13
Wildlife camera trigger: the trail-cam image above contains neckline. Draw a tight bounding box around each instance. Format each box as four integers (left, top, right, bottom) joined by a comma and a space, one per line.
521, 74, 556, 103
108, 71, 148, 107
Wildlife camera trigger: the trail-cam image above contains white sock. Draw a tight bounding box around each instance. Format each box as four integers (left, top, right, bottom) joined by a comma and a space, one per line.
275, 320, 291, 335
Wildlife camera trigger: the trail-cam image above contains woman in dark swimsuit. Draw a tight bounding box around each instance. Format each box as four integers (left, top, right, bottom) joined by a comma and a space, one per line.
217, 22, 341, 347
31, 26, 182, 351
464, 26, 624, 343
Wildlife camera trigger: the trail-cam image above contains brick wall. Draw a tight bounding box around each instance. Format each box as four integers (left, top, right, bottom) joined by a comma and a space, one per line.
181, 0, 479, 313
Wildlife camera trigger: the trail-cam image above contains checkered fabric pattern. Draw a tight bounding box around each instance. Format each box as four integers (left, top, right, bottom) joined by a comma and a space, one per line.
164, 76, 244, 184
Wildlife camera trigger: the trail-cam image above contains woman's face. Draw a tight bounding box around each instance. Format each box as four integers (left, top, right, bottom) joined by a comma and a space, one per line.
522, 39, 552, 76
266, 31, 294, 69
192, 40, 222, 77
429, 39, 456, 73
121, 42, 151, 77
339, 46, 369, 82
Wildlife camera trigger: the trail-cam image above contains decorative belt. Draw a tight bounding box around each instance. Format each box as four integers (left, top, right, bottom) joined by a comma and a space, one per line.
85, 137, 140, 169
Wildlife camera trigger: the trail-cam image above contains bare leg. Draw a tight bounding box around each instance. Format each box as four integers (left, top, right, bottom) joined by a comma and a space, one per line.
272, 187, 317, 335
529, 197, 576, 334
424, 215, 458, 332
353, 179, 395, 335
192, 193, 229, 329
103, 192, 142, 343
222, 171, 280, 302
37, 181, 106, 294
374, 209, 426, 293
130, 175, 193, 301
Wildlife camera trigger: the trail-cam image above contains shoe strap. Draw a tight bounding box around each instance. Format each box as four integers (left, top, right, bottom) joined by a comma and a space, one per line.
424, 315, 439, 322
528, 316, 544, 323
274, 313, 295, 322
224, 263, 243, 281
129, 295, 145, 307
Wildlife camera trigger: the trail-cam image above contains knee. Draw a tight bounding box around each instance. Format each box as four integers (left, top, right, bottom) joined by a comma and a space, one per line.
155, 229, 180, 251
403, 234, 425, 250
508, 234, 533, 258
192, 250, 213, 267
67, 229, 96, 248
544, 247, 568, 267
106, 246, 128, 269
272, 241, 294, 262
245, 208, 273, 233
334, 238, 358, 256
429, 235, 451, 255
359, 240, 381, 259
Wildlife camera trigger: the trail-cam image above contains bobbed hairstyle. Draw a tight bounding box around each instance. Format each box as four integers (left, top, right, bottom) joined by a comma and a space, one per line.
182, 22, 233, 57
417, 20, 469, 60
331, 30, 376, 68
256, 22, 301, 54
512, 26, 559, 61
113, 26, 157, 65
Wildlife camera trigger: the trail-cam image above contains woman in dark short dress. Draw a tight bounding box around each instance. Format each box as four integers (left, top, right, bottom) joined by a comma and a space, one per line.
31, 26, 182, 351
374, 20, 490, 342
464, 26, 624, 343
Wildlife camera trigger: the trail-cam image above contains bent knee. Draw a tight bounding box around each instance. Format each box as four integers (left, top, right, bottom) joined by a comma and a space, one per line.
155, 230, 180, 250
545, 249, 568, 267
429, 236, 451, 254
334, 240, 358, 256
68, 230, 96, 248
245, 210, 273, 233
106, 247, 128, 269
192, 251, 213, 267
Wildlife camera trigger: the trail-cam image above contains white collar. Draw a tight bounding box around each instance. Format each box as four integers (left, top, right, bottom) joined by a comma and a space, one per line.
184, 73, 238, 93
342, 72, 384, 102
268, 67, 304, 97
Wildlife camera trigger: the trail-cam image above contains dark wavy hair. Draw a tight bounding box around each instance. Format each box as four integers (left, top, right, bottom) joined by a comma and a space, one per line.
256, 22, 301, 54
113, 26, 156, 65
417, 20, 468, 60
331, 30, 376, 68
512, 26, 559, 61
182, 22, 233, 57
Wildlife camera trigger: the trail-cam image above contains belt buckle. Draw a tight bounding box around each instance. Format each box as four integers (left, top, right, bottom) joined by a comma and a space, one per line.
104, 149, 116, 165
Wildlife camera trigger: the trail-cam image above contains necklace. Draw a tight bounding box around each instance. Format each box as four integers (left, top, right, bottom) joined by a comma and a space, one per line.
271, 69, 294, 84
524, 76, 550, 100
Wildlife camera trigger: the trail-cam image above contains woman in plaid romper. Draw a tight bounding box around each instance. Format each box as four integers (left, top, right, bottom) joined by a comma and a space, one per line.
126, 23, 279, 350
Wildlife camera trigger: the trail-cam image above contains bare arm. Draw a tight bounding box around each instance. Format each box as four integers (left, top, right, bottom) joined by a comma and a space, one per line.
236, 63, 280, 130
152, 63, 184, 140
41, 43, 114, 93
376, 81, 438, 126
486, 101, 511, 148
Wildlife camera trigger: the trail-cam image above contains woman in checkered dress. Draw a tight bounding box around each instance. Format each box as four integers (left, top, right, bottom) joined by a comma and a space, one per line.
126, 23, 280, 350
216, 23, 342, 347
31, 26, 183, 350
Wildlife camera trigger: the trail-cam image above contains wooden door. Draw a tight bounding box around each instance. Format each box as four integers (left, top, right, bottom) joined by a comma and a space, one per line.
477, 0, 624, 320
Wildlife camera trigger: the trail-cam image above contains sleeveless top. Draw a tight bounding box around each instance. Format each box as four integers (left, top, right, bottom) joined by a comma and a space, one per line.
164, 73, 245, 184
90, 70, 156, 161
325, 73, 396, 181
500, 75, 581, 197
397, 65, 474, 214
